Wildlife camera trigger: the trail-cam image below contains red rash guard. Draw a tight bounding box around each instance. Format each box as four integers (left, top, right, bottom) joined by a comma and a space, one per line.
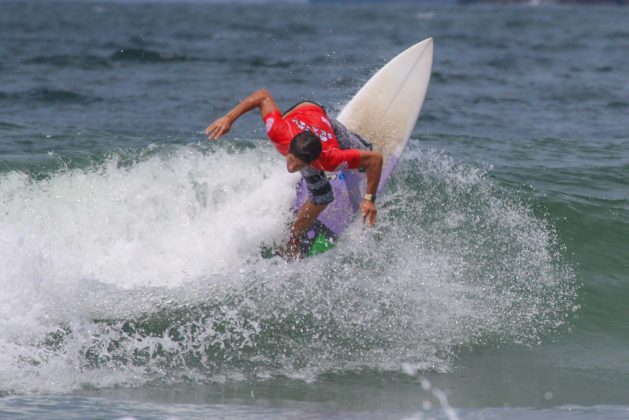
262, 104, 361, 172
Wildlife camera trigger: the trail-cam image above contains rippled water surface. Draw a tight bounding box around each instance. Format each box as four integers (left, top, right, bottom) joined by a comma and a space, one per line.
0, 1, 628, 418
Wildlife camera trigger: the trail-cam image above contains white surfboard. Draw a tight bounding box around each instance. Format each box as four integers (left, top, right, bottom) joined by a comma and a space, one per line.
295, 38, 434, 257
337, 37, 434, 181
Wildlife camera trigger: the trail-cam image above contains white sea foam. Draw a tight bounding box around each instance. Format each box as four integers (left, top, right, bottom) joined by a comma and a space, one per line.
0, 143, 295, 392
0, 142, 576, 395
0, 144, 294, 289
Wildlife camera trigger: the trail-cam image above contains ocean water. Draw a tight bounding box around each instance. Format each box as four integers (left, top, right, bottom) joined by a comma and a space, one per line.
0, 0, 628, 418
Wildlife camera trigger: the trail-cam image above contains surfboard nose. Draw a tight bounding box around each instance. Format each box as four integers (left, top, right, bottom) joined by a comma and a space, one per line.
427, 37, 434, 55
420, 37, 434, 52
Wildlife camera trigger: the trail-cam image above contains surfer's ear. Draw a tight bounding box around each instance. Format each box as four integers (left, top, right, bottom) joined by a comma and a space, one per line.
289, 132, 322, 164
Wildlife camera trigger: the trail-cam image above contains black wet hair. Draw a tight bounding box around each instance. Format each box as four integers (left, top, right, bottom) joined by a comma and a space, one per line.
289, 131, 322, 164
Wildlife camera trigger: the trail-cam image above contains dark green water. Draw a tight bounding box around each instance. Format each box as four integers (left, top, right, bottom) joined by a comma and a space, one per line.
0, 1, 627, 418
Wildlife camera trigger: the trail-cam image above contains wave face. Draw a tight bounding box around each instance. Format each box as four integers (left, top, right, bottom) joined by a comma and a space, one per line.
0, 143, 576, 394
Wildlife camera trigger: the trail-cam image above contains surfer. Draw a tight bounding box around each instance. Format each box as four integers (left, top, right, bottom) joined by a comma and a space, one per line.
205, 89, 383, 258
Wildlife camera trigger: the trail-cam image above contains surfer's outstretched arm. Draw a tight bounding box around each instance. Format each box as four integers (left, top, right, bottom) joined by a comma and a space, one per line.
205, 89, 280, 140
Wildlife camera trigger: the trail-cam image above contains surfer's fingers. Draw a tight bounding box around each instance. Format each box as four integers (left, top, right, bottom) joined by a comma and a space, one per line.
364, 208, 376, 227
205, 123, 218, 138
208, 126, 220, 139
205, 117, 228, 139
361, 201, 377, 226
370, 210, 377, 227
206, 124, 225, 140
213, 121, 232, 139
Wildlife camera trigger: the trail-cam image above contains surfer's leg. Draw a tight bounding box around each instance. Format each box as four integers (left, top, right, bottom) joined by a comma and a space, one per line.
282, 167, 332, 258
330, 118, 372, 151
300, 166, 334, 206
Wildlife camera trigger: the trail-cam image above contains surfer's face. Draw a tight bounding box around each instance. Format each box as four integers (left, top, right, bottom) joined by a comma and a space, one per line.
286, 153, 308, 173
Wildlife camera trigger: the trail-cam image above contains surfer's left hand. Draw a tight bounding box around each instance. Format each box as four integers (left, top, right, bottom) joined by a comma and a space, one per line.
361, 200, 377, 227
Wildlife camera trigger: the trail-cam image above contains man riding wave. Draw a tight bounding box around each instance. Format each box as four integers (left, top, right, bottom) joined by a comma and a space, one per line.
206, 89, 383, 258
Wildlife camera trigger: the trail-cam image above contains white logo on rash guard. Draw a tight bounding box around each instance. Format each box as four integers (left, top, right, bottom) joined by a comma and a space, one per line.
265, 118, 274, 132
291, 118, 332, 142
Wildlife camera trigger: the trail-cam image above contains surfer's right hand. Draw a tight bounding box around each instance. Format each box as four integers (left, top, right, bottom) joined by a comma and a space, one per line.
361, 200, 377, 227
205, 116, 232, 140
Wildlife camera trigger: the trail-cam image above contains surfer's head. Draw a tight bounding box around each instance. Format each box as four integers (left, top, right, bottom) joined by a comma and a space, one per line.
287, 132, 322, 172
